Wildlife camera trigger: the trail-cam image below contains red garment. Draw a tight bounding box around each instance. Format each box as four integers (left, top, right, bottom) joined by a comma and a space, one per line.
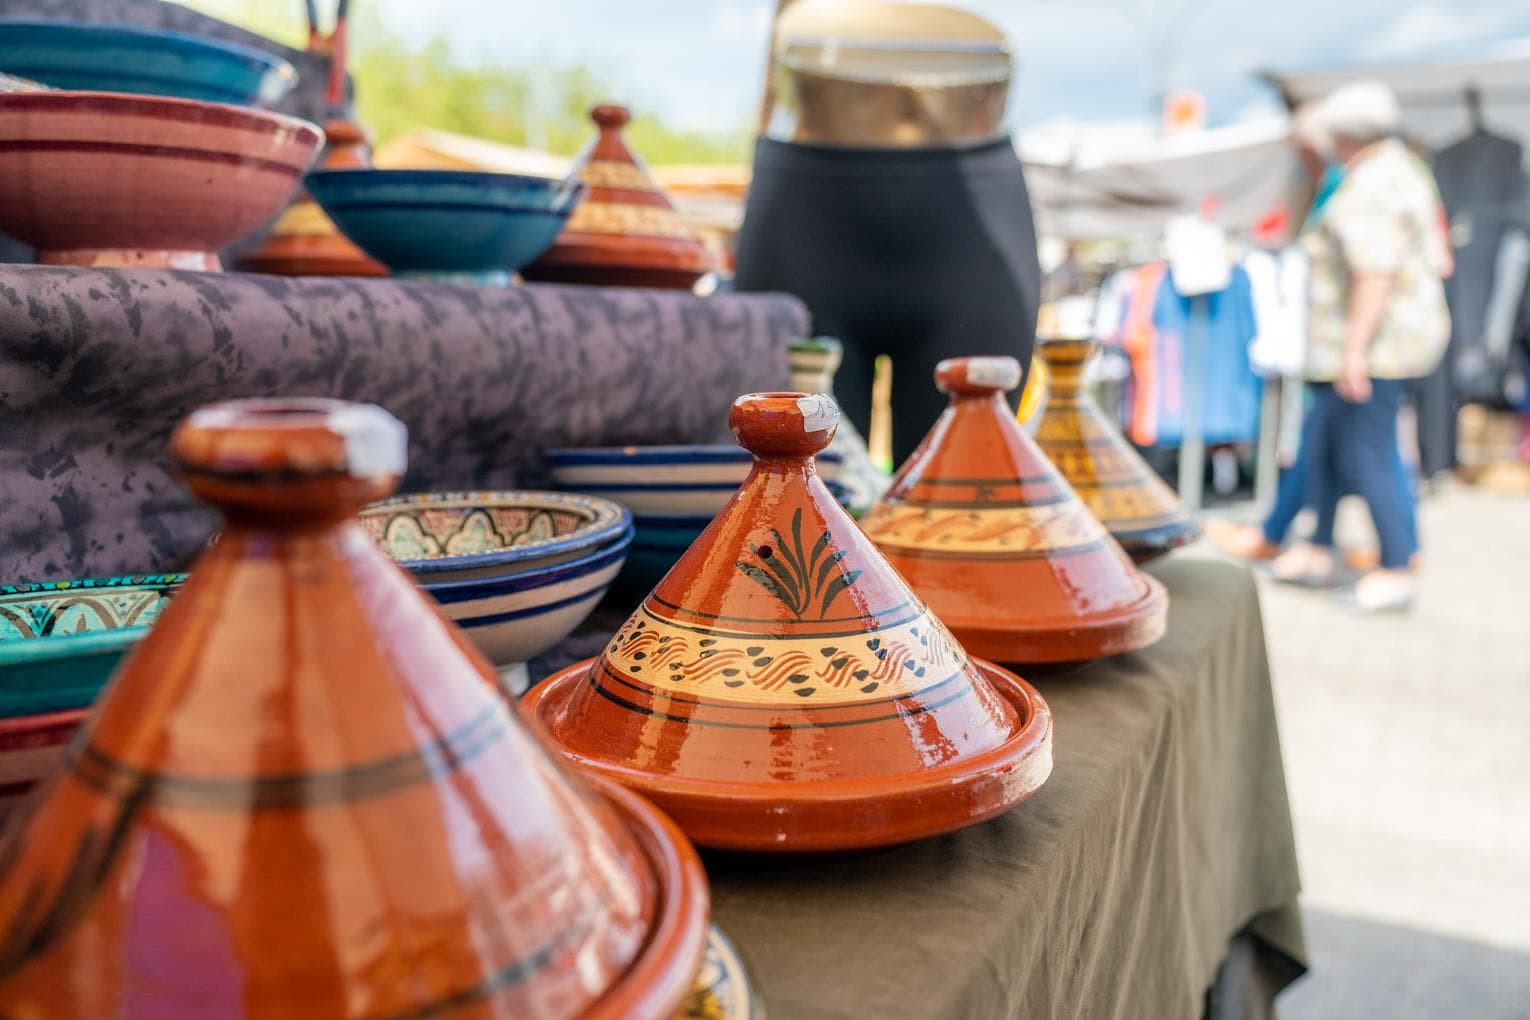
1122, 262, 1168, 445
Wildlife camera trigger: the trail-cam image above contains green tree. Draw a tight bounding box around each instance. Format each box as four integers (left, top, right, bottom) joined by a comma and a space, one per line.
177, 0, 749, 163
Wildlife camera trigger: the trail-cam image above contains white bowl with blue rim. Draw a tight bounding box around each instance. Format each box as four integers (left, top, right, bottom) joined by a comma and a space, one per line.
360, 490, 630, 583
421, 525, 632, 669
544, 444, 844, 517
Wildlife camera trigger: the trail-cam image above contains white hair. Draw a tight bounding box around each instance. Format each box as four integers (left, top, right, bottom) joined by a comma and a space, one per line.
1291, 99, 1335, 159
1313, 80, 1401, 145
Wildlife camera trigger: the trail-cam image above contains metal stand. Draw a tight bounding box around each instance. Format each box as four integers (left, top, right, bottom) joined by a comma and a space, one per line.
1177, 293, 1208, 509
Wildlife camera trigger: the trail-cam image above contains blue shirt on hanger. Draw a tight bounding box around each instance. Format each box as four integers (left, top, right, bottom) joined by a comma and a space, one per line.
1148, 264, 1262, 446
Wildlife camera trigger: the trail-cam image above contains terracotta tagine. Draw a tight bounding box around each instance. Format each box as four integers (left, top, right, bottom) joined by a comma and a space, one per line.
236, 117, 389, 277
0, 398, 707, 1019
861, 357, 1168, 663
523, 392, 1053, 852
522, 104, 715, 290
1033, 337, 1201, 560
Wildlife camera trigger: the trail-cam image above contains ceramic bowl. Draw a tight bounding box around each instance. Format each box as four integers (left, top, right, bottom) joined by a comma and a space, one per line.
0, 707, 86, 824
546, 445, 844, 517
0, 574, 185, 717
420, 525, 633, 668
0, 19, 298, 106
0, 91, 322, 270
360, 490, 631, 583
306, 168, 582, 283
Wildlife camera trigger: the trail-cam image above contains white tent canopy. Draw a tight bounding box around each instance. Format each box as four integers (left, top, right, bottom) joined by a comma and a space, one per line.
1264, 38, 1530, 150
1019, 118, 1295, 241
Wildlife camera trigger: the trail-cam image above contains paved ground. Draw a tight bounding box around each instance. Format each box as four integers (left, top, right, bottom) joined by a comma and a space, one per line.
1195, 483, 1530, 1018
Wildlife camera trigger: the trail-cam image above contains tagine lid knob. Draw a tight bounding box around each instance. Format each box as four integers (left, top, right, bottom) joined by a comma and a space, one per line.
935, 356, 1024, 395
729, 391, 840, 458
591, 103, 632, 130
171, 397, 407, 516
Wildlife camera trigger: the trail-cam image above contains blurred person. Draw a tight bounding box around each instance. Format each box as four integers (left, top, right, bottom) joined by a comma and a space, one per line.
1267, 81, 1452, 611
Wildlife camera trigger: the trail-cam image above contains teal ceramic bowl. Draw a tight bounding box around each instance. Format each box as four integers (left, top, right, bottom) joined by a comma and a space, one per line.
0, 19, 297, 106
306, 169, 582, 283
0, 574, 184, 717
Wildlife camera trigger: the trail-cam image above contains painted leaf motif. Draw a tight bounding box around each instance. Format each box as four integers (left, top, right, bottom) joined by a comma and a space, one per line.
737, 561, 800, 617
819, 569, 861, 616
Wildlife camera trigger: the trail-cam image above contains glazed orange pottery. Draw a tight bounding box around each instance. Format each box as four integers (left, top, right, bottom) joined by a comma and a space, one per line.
523, 392, 1053, 852
861, 357, 1168, 663
0, 398, 707, 1019
522, 104, 715, 290
1033, 337, 1202, 561
235, 117, 390, 277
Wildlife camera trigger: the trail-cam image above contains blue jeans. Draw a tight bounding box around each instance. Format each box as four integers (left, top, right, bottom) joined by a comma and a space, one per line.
1306, 380, 1418, 569
1261, 438, 1310, 546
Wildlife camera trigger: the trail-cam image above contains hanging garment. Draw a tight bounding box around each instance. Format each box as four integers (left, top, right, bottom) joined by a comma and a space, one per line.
1433, 130, 1526, 400
1243, 247, 1309, 379
1142, 263, 1262, 447
1121, 262, 1169, 445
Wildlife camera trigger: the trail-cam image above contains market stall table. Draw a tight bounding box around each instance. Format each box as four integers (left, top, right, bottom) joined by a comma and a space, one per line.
705, 556, 1305, 1019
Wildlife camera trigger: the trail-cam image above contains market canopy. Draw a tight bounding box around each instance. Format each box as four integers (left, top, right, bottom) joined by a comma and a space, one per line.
1263, 37, 1530, 149
1019, 118, 1294, 241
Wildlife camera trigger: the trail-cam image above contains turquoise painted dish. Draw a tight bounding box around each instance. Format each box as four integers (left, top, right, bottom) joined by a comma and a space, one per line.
306, 169, 582, 284
0, 574, 185, 717
0, 20, 297, 106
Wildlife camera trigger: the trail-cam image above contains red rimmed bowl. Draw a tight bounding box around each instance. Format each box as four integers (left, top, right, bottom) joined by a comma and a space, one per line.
0, 707, 86, 826
0, 91, 322, 270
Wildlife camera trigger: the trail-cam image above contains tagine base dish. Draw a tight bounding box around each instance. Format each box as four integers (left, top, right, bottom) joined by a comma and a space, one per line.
525, 657, 1053, 852
35, 247, 222, 270
582, 776, 711, 1020
950, 573, 1169, 665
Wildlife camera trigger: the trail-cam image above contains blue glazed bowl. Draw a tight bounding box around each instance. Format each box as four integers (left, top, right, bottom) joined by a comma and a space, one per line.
545, 444, 843, 517
0, 19, 297, 106
306, 169, 582, 281
360, 490, 630, 583
420, 526, 634, 668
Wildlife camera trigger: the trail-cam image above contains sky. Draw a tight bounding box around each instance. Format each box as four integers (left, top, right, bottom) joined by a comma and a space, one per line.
364, 0, 1530, 144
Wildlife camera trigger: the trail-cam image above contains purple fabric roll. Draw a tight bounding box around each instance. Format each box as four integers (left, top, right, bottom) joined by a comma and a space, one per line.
0, 267, 803, 581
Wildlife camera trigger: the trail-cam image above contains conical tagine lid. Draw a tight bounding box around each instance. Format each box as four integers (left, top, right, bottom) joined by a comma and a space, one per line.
1033, 337, 1201, 561
524, 393, 1053, 852
0, 399, 706, 1019
236, 118, 389, 277
861, 357, 1168, 663
522, 104, 715, 290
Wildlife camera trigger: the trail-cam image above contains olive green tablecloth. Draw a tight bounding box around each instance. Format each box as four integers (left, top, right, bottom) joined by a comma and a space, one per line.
706, 558, 1306, 1019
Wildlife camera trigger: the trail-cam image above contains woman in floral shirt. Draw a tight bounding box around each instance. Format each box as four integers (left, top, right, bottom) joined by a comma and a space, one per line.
1271, 81, 1451, 610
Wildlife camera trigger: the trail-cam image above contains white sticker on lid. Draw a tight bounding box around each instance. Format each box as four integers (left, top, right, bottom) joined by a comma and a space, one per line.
964, 357, 1022, 390
796, 394, 839, 433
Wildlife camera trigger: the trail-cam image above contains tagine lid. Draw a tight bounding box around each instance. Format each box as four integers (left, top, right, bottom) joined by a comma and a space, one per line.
0, 399, 706, 1018
524, 104, 714, 286
1032, 336, 1201, 560
860, 356, 1168, 663
524, 392, 1053, 852
235, 117, 388, 277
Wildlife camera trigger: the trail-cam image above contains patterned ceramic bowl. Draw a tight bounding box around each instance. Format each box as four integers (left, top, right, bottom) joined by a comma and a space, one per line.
423, 525, 634, 669
0, 19, 298, 106
360, 490, 631, 583
545, 445, 844, 517
306, 169, 583, 283
0, 91, 322, 270
0, 574, 185, 718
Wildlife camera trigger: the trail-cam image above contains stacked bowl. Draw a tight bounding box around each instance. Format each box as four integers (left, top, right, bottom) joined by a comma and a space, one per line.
0, 19, 320, 270
360, 491, 632, 692
0, 573, 184, 821
545, 444, 844, 595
